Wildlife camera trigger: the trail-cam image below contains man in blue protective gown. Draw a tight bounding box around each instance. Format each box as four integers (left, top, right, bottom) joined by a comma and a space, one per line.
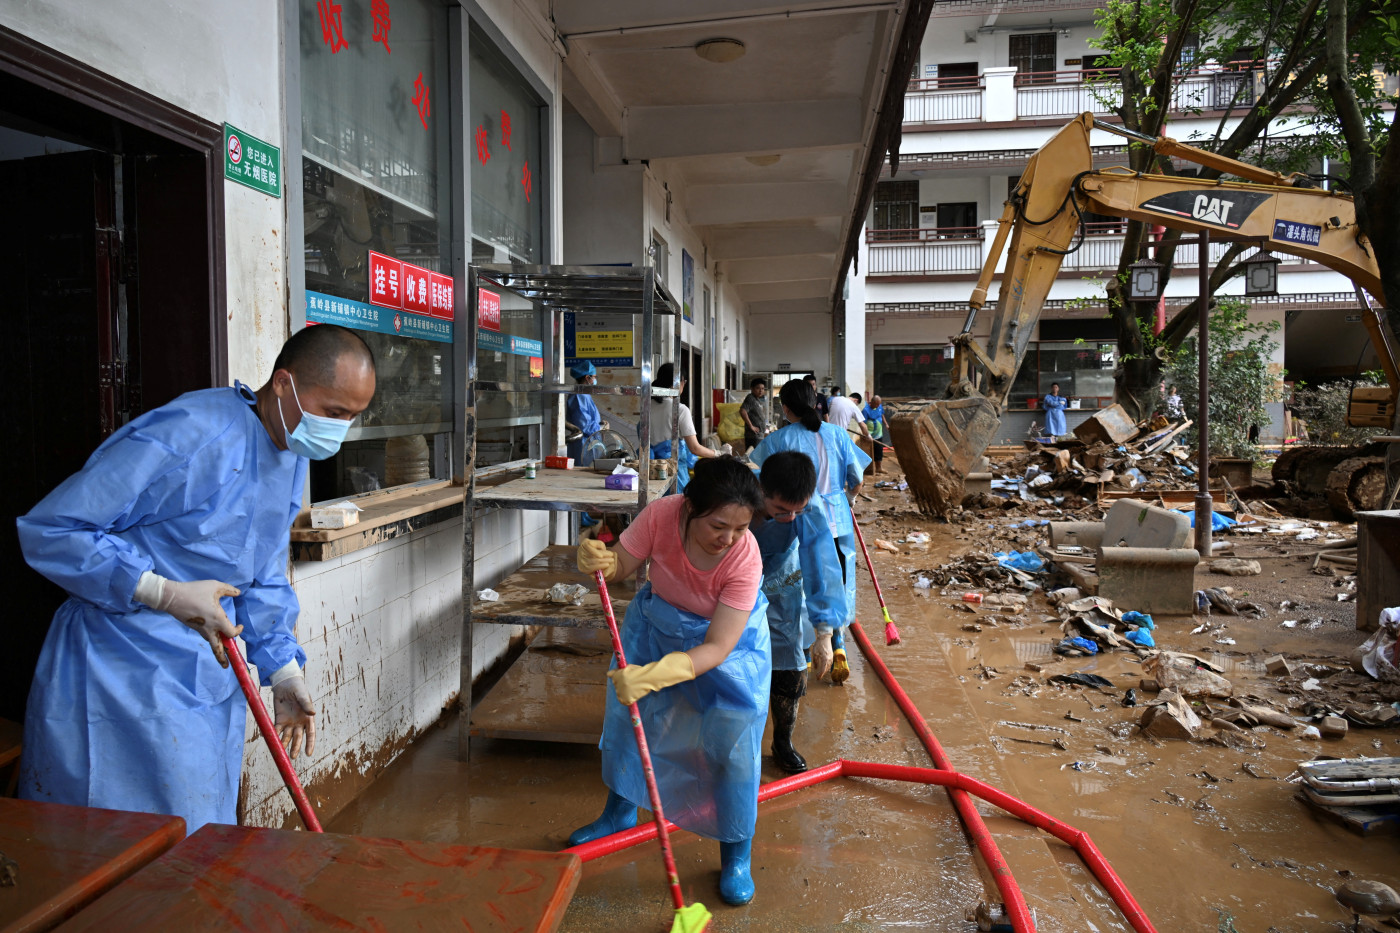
752, 451, 844, 773
16, 324, 376, 833
565, 361, 605, 467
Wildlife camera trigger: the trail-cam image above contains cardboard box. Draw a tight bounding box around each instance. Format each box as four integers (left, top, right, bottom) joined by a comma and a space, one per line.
544, 455, 574, 469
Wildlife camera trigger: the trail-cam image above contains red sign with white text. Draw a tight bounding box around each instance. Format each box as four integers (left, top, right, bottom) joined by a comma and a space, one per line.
429, 272, 454, 320
478, 288, 501, 332
402, 264, 431, 316
368, 250, 402, 309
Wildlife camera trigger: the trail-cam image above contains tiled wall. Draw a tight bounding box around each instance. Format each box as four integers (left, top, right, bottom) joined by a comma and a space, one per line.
240, 508, 550, 828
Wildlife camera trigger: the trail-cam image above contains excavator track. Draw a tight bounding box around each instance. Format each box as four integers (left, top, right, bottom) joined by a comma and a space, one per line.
1324, 456, 1388, 519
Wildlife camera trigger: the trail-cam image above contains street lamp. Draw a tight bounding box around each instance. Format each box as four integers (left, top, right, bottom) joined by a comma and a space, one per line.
1242, 250, 1281, 296
1127, 256, 1165, 299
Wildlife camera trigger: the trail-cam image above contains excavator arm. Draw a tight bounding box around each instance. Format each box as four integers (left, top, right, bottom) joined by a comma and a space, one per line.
891, 111, 1400, 516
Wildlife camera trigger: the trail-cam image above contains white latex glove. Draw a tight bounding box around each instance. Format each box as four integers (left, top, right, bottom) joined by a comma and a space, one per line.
134, 572, 243, 668
272, 674, 317, 758
719, 443, 733, 456
811, 630, 834, 680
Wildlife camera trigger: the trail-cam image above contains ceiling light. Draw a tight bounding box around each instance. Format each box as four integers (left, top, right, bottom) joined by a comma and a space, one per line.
695, 38, 746, 64
745, 154, 780, 167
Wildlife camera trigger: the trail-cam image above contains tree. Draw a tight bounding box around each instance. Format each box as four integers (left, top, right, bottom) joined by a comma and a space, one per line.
1085, 0, 1400, 419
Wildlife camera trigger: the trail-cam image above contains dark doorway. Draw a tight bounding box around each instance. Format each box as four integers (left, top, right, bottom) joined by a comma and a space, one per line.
0, 36, 224, 723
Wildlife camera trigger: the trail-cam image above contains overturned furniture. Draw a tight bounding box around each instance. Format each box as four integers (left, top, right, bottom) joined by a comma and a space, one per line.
1045, 499, 1200, 614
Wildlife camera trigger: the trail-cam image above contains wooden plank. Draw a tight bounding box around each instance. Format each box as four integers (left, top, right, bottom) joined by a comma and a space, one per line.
1139, 419, 1193, 456
470, 627, 610, 745
290, 482, 462, 543
55, 824, 581, 933
1302, 795, 1400, 836
475, 469, 671, 514
0, 799, 185, 933
473, 545, 639, 629
289, 504, 465, 563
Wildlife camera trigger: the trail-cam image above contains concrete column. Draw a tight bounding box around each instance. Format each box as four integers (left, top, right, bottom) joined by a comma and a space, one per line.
983, 66, 1018, 122
844, 230, 869, 397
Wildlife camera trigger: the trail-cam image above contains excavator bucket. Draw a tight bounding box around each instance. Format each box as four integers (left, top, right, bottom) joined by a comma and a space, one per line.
888, 397, 1002, 517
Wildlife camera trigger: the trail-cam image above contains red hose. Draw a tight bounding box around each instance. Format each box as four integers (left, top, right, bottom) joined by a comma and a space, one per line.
221, 635, 323, 833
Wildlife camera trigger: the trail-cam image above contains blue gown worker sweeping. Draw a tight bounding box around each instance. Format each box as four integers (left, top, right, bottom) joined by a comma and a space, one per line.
751, 379, 869, 684
1042, 382, 1069, 438
572, 457, 770, 905
16, 324, 376, 833
751, 451, 845, 773
565, 361, 606, 467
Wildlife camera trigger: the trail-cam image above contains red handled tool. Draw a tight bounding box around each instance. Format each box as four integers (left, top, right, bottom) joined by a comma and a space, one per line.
221, 634, 323, 833
851, 518, 901, 646
594, 571, 711, 933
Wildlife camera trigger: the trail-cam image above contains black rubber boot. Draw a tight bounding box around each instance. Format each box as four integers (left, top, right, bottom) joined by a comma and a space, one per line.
770, 669, 808, 773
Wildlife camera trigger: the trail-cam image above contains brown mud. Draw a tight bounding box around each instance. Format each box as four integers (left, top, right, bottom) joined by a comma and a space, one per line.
331, 457, 1400, 932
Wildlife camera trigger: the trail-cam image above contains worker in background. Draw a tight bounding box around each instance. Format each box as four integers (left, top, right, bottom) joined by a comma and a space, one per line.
862, 394, 890, 475
752, 379, 870, 685
753, 451, 843, 774
1165, 384, 1185, 423
827, 390, 870, 439
573, 457, 770, 905
566, 361, 606, 467
739, 377, 769, 452
804, 374, 829, 418
1042, 382, 1069, 438
650, 362, 728, 492
16, 324, 376, 833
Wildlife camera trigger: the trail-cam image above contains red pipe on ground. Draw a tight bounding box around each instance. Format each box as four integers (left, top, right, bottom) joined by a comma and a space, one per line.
846, 621, 1033, 929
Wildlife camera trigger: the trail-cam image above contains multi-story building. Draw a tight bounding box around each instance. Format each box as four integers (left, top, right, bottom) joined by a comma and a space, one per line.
843, 0, 1388, 440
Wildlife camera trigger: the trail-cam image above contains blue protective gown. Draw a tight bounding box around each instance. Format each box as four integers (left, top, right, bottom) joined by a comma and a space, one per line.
751, 422, 871, 625
751, 500, 844, 671
566, 393, 603, 467
650, 439, 699, 493
600, 586, 771, 843
16, 383, 308, 833
1042, 393, 1069, 436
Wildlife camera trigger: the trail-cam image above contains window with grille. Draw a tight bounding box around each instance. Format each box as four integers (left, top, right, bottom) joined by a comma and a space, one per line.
873, 180, 919, 231
1009, 33, 1056, 85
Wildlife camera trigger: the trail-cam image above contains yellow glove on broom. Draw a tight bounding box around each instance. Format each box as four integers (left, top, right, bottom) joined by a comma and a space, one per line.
609, 651, 695, 705
577, 537, 618, 581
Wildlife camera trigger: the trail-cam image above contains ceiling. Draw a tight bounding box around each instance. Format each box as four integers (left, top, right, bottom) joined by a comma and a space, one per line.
550, 1, 912, 317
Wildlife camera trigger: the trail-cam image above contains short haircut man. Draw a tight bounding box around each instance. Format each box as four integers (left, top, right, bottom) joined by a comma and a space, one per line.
759, 450, 817, 507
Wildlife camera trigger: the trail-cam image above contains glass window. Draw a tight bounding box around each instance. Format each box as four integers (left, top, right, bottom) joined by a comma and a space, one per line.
1009, 33, 1056, 86
873, 345, 954, 398
873, 181, 918, 231
1009, 340, 1116, 411
300, 0, 453, 498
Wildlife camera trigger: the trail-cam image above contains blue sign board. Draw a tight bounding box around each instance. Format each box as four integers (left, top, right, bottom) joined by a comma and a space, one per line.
306, 290, 452, 343
1273, 219, 1321, 248
478, 329, 543, 357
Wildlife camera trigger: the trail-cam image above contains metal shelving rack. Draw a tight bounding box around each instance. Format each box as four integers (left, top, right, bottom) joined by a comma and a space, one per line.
459, 265, 681, 758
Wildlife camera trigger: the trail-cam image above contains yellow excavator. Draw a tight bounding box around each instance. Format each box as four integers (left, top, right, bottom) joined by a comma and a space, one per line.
890, 111, 1400, 518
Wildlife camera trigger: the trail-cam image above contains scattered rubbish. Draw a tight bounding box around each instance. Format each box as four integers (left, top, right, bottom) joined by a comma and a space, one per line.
905, 531, 931, 547
1144, 651, 1233, 698
1264, 655, 1293, 676
1356, 607, 1400, 683
545, 582, 589, 605
1121, 611, 1155, 631
913, 574, 934, 590
1125, 629, 1155, 648
873, 538, 901, 554
1280, 620, 1299, 629
995, 550, 1044, 573
1049, 671, 1114, 689
1300, 725, 1322, 740
1301, 678, 1323, 692
1140, 693, 1202, 740
971, 901, 1013, 932
962, 592, 984, 604
1219, 700, 1296, 730
1122, 688, 1138, 707
477, 589, 500, 602
1319, 715, 1349, 739
1053, 637, 1099, 656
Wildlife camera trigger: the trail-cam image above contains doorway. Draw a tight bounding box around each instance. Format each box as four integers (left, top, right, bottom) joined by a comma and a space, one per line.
0, 36, 225, 722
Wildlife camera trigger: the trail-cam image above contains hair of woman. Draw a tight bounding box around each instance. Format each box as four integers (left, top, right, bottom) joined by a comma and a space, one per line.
683, 455, 765, 532
779, 379, 823, 432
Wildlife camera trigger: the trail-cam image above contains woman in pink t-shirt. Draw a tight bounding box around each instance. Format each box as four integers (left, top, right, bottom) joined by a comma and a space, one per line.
573, 456, 771, 906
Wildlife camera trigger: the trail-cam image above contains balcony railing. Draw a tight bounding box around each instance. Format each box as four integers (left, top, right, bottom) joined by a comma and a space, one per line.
867, 221, 1290, 277
903, 62, 1271, 126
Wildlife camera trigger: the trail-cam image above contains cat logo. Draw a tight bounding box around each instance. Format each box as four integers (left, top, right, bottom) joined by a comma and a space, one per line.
1138, 189, 1271, 229
1192, 195, 1233, 225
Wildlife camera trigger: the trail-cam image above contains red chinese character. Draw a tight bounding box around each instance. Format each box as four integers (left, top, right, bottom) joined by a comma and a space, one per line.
918, 353, 931, 365
475, 124, 490, 163
902, 355, 914, 365
412, 72, 430, 130
317, 0, 349, 53
371, 0, 391, 53
521, 160, 532, 203
501, 110, 512, 151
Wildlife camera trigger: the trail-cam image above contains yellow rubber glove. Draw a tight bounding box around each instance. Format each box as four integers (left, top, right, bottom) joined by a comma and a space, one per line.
577, 537, 618, 581
608, 651, 695, 705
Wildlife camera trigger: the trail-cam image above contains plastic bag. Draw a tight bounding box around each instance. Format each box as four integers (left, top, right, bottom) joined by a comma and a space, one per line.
1125, 628, 1155, 647
995, 550, 1044, 573
1121, 610, 1155, 631
1358, 607, 1400, 683
1175, 509, 1236, 531
716, 402, 747, 445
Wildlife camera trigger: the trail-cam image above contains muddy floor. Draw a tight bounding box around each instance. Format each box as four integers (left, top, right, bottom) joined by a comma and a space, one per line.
331, 457, 1400, 933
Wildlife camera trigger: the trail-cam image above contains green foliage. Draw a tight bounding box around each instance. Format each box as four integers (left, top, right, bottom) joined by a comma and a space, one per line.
1291, 374, 1387, 446
1164, 299, 1283, 460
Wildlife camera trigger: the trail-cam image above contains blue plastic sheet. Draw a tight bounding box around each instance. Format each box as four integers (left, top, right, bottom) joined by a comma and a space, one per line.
1121, 611, 1155, 631
1054, 636, 1099, 655
995, 550, 1045, 573
1175, 509, 1236, 531
1125, 628, 1156, 647
600, 586, 771, 843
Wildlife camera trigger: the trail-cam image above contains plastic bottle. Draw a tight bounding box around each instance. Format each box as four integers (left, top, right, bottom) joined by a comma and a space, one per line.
525, 461, 537, 479
962, 592, 984, 604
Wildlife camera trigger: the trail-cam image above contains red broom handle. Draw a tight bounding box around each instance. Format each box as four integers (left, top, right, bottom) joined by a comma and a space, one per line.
851, 517, 889, 610
221, 635, 323, 833
594, 572, 686, 913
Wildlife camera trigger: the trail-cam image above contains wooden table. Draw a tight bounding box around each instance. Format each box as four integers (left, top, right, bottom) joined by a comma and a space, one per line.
470, 627, 611, 744
473, 544, 639, 630
55, 824, 581, 932
0, 799, 185, 933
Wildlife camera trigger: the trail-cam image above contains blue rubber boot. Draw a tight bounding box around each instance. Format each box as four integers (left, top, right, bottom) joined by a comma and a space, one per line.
831, 627, 846, 651
719, 838, 755, 905
567, 791, 638, 846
